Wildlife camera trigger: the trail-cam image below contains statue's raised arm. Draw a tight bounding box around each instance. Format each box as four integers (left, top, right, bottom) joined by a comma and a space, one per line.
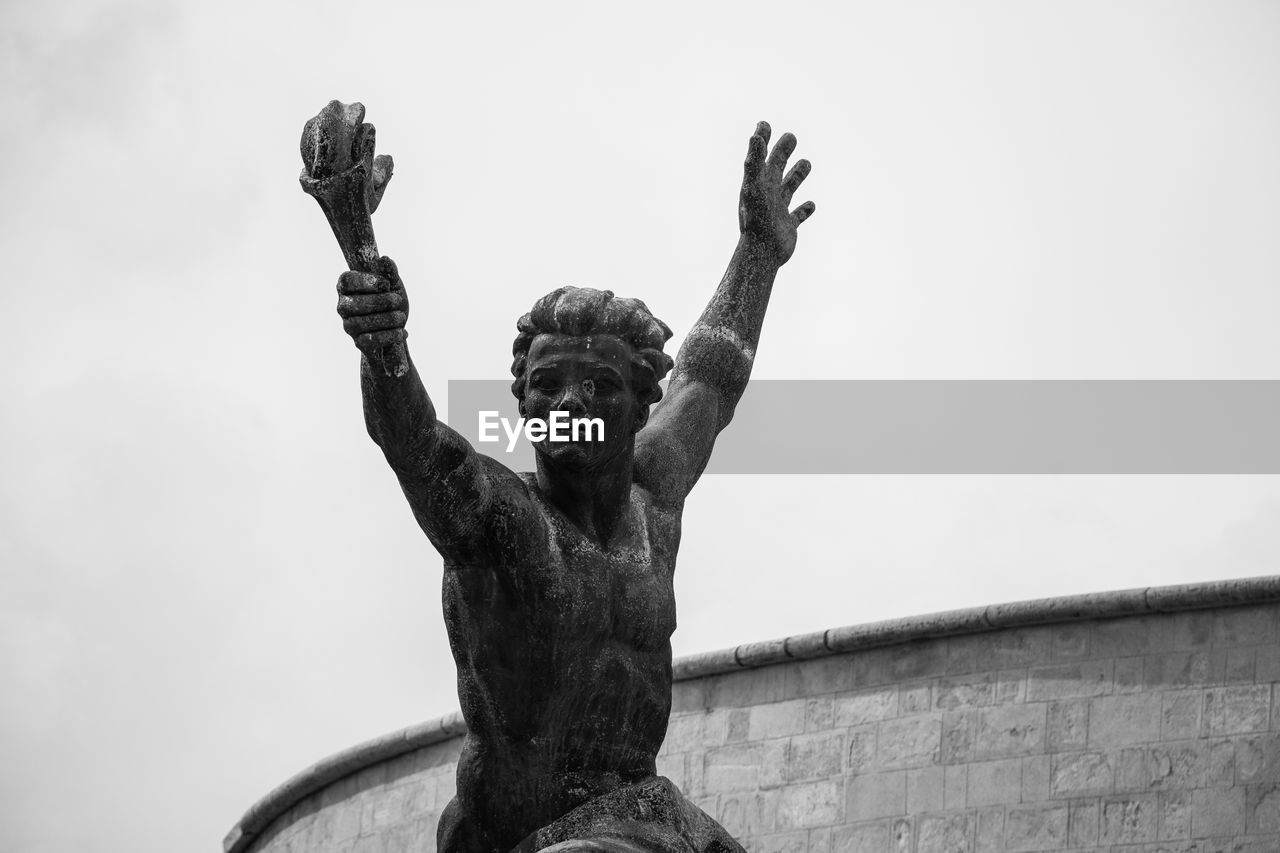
300, 100, 524, 565
635, 121, 815, 503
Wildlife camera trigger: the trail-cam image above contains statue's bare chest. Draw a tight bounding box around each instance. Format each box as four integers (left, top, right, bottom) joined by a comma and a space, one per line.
527, 492, 678, 647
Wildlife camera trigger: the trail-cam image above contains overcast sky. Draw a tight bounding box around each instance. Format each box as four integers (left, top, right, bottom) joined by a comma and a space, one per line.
1, 2, 1278, 851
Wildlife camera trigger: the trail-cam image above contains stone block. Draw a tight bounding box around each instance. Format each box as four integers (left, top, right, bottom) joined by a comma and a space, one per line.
1173, 611, 1214, 650
906, 766, 944, 814
352, 833, 384, 853
1052, 624, 1091, 661
728, 708, 751, 743
967, 758, 1022, 807
1114, 655, 1145, 693
916, 813, 975, 853
846, 771, 905, 821
1050, 751, 1113, 798
671, 679, 707, 713
361, 784, 408, 832
1256, 641, 1280, 684
875, 714, 941, 769
949, 628, 1053, 674
1246, 782, 1280, 835
831, 820, 889, 853
384, 819, 430, 853
1021, 754, 1050, 803
787, 731, 844, 782
656, 753, 686, 791
996, 669, 1027, 705
945, 764, 968, 810
436, 773, 456, 804
707, 666, 787, 708
1117, 743, 1211, 793
975, 703, 1047, 759
853, 640, 948, 685
687, 746, 706, 797
1202, 685, 1271, 736
942, 710, 978, 764
806, 696, 834, 733
751, 830, 809, 853
776, 780, 843, 830
694, 796, 718, 821
1226, 646, 1257, 683
935, 672, 997, 711
331, 797, 362, 841
847, 724, 876, 772
1190, 787, 1245, 838
1003, 802, 1068, 852
889, 817, 913, 853
1088, 693, 1162, 748
749, 699, 807, 741
703, 708, 731, 746
1161, 690, 1203, 740
1158, 790, 1192, 841
402, 775, 437, 818
807, 826, 831, 853
1093, 617, 1154, 658
664, 713, 706, 754
1100, 794, 1158, 845
1144, 651, 1223, 689
784, 656, 855, 699
1214, 605, 1277, 646
1236, 733, 1280, 784
704, 741, 786, 792
975, 807, 1004, 853
833, 687, 898, 727
899, 682, 931, 715
1067, 797, 1099, 848
1046, 700, 1090, 752
1027, 660, 1114, 701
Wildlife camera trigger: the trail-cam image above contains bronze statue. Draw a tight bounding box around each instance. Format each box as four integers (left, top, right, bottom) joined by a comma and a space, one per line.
300, 101, 815, 853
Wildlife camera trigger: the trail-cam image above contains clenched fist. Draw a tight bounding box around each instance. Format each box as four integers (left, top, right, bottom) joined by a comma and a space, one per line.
337, 256, 409, 360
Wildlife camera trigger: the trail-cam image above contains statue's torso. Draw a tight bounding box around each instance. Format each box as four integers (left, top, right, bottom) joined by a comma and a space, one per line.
441, 475, 683, 852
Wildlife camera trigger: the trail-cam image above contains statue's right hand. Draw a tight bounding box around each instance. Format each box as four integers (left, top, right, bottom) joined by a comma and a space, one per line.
337, 256, 408, 358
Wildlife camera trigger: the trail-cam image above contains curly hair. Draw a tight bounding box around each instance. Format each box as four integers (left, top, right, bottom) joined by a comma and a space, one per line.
510, 287, 675, 414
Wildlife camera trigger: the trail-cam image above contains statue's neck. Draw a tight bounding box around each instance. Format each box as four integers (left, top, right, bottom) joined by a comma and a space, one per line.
535, 442, 635, 546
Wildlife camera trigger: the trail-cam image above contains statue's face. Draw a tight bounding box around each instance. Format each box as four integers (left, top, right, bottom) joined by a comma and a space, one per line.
522, 333, 640, 469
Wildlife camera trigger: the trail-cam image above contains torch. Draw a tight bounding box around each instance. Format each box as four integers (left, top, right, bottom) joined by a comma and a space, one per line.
299, 100, 407, 378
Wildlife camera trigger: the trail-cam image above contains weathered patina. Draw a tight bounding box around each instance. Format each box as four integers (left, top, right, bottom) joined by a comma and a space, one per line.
301, 100, 815, 853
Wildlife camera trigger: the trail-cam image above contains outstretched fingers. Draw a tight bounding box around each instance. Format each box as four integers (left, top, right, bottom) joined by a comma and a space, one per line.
792, 200, 816, 224
766, 132, 797, 177
782, 159, 811, 203
744, 120, 770, 177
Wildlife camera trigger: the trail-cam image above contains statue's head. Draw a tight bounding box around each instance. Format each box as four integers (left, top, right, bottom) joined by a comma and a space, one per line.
511, 287, 674, 468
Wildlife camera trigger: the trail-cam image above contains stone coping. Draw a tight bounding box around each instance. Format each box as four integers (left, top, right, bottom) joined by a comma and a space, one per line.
223, 574, 1280, 853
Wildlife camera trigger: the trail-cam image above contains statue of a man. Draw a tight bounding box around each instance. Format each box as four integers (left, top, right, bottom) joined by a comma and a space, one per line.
333, 121, 814, 853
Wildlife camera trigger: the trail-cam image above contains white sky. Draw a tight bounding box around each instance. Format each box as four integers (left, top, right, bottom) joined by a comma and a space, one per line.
1, 1, 1278, 851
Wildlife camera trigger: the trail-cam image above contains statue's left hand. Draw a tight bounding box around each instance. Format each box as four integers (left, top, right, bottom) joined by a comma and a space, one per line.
738, 121, 815, 264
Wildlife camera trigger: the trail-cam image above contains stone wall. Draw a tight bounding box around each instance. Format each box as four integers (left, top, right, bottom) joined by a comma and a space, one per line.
226, 580, 1280, 853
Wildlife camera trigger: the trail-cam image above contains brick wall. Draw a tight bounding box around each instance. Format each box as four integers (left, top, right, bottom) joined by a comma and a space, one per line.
234, 598, 1280, 853
662, 603, 1280, 853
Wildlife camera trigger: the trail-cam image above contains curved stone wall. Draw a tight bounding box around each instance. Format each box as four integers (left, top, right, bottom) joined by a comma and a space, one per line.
226, 578, 1280, 853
